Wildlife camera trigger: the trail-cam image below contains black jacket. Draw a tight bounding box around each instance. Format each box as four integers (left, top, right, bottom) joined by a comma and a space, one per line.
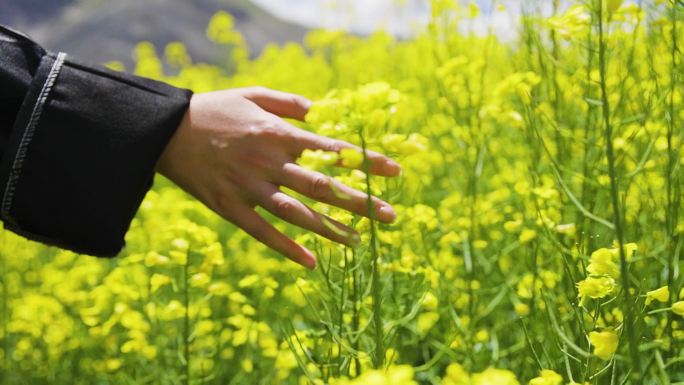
0, 25, 192, 257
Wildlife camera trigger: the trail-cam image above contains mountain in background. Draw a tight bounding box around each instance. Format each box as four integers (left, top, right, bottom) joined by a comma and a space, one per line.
0, 0, 308, 67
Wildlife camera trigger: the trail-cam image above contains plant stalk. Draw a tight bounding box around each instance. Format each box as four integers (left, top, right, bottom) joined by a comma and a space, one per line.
596, 0, 640, 376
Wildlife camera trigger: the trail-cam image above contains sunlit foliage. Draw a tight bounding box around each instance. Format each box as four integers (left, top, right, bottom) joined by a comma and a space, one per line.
2, 1, 684, 384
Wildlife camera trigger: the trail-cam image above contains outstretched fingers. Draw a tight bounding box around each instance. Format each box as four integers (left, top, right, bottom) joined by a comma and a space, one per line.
278, 163, 397, 223
257, 185, 361, 247
239, 88, 401, 177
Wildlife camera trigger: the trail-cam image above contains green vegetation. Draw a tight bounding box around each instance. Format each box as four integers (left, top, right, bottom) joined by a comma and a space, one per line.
2, 1, 684, 384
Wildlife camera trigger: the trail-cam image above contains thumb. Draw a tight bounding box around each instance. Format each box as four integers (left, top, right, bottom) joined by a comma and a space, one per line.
240, 86, 312, 121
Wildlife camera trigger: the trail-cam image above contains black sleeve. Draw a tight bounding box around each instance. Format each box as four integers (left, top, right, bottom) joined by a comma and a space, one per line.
0, 25, 192, 257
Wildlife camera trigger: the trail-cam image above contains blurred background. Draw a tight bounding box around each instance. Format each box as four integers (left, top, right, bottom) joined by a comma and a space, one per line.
0, 0, 527, 68
0, 0, 435, 67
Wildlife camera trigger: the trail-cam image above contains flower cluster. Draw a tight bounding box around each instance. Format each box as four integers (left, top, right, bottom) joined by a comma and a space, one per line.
2, 1, 684, 384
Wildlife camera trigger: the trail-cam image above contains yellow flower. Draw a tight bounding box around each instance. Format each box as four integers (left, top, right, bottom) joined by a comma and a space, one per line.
144, 251, 170, 266
587, 248, 619, 278
515, 303, 530, 316
238, 274, 260, 288
471, 367, 520, 385
475, 329, 489, 343
190, 272, 210, 288
442, 363, 470, 385
340, 148, 364, 168
206, 11, 241, 44
577, 276, 615, 301
417, 312, 440, 335
105, 358, 122, 371
671, 301, 684, 316
646, 286, 669, 305
589, 330, 618, 360
298, 149, 339, 170
504, 220, 522, 232
546, 5, 590, 40
169, 238, 189, 265
420, 292, 439, 311
207, 282, 231, 296
468, 240, 486, 250
609, 242, 638, 260
519, 228, 536, 244
150, 273, 172, 293
528, 369, 562, 385
331, 365, 417, 385
241, 359, 254, 373
467, 1, 480, 18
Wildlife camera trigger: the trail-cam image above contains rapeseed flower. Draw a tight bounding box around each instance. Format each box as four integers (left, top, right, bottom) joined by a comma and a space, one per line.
340, 148, 364, 168
577, 276, 616, 302
646, 286, 669, 305
298, 149, 339, 170
546, 4, 590, 39
586, 248, 619, 278
528, 369, 563, 385
442, 363, 470, 385
672, 301, 684, 316
330, 365, 417, 385
471, 367, 520, 385
589, 330, 618, 360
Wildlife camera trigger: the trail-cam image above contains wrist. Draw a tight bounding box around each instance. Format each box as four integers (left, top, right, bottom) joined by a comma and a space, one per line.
156, 97, 192, 177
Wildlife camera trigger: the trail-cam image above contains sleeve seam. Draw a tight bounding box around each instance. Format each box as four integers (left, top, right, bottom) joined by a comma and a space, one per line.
0, 52, 67, 223
65, 60, 191, 102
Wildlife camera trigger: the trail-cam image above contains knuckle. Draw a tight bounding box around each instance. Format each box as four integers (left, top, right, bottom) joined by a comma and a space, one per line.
252, 119, 281, 137
215, 195, 234, 218
291, 95, 307, 109
274, 198, 295, 218
323, 140, 343, 153
258, 119, 292, 139
355, 199, 371, 216
309, 175, 330, 199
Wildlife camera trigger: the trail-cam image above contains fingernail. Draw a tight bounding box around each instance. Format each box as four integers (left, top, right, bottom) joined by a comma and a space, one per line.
377, 205, 397, 222
384, 159, 402, 176
304, 256, 317, 270
303, 251, 317, 270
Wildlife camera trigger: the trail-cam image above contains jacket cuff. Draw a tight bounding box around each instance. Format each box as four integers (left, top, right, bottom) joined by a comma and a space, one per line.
0, 52, 192, 257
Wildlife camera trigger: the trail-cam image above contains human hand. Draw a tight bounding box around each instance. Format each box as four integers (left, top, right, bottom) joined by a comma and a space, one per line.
156, 87, 401, 269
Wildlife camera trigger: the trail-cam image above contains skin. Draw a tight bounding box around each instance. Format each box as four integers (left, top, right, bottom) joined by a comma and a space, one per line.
156, 87, 401, 269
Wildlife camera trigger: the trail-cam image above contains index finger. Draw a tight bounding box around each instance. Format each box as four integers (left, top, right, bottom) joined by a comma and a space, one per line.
290, 127, 402, 177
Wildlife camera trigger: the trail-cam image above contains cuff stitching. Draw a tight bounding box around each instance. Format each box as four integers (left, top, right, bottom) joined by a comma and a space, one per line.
1, 52, 67, 222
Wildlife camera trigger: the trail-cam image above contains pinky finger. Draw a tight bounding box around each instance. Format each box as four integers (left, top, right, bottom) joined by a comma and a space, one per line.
229, 204, 318, 269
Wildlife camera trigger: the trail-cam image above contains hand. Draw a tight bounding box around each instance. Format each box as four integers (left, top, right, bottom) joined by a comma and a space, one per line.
156, 87, 401, 269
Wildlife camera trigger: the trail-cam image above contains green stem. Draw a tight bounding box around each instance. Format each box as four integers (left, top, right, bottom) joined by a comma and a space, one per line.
665, 0, 680, 357
350, 248, 361, 377
359, 128, 385, 369
596, 0, 640, 376
183, 257, 191, 385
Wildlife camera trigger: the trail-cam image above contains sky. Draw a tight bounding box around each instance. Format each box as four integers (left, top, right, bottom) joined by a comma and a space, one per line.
250, 0, 431, 36
248, 0, 525, 39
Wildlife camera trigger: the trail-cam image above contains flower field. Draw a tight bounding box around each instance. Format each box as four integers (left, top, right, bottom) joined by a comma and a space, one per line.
2, 1, 684, 384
